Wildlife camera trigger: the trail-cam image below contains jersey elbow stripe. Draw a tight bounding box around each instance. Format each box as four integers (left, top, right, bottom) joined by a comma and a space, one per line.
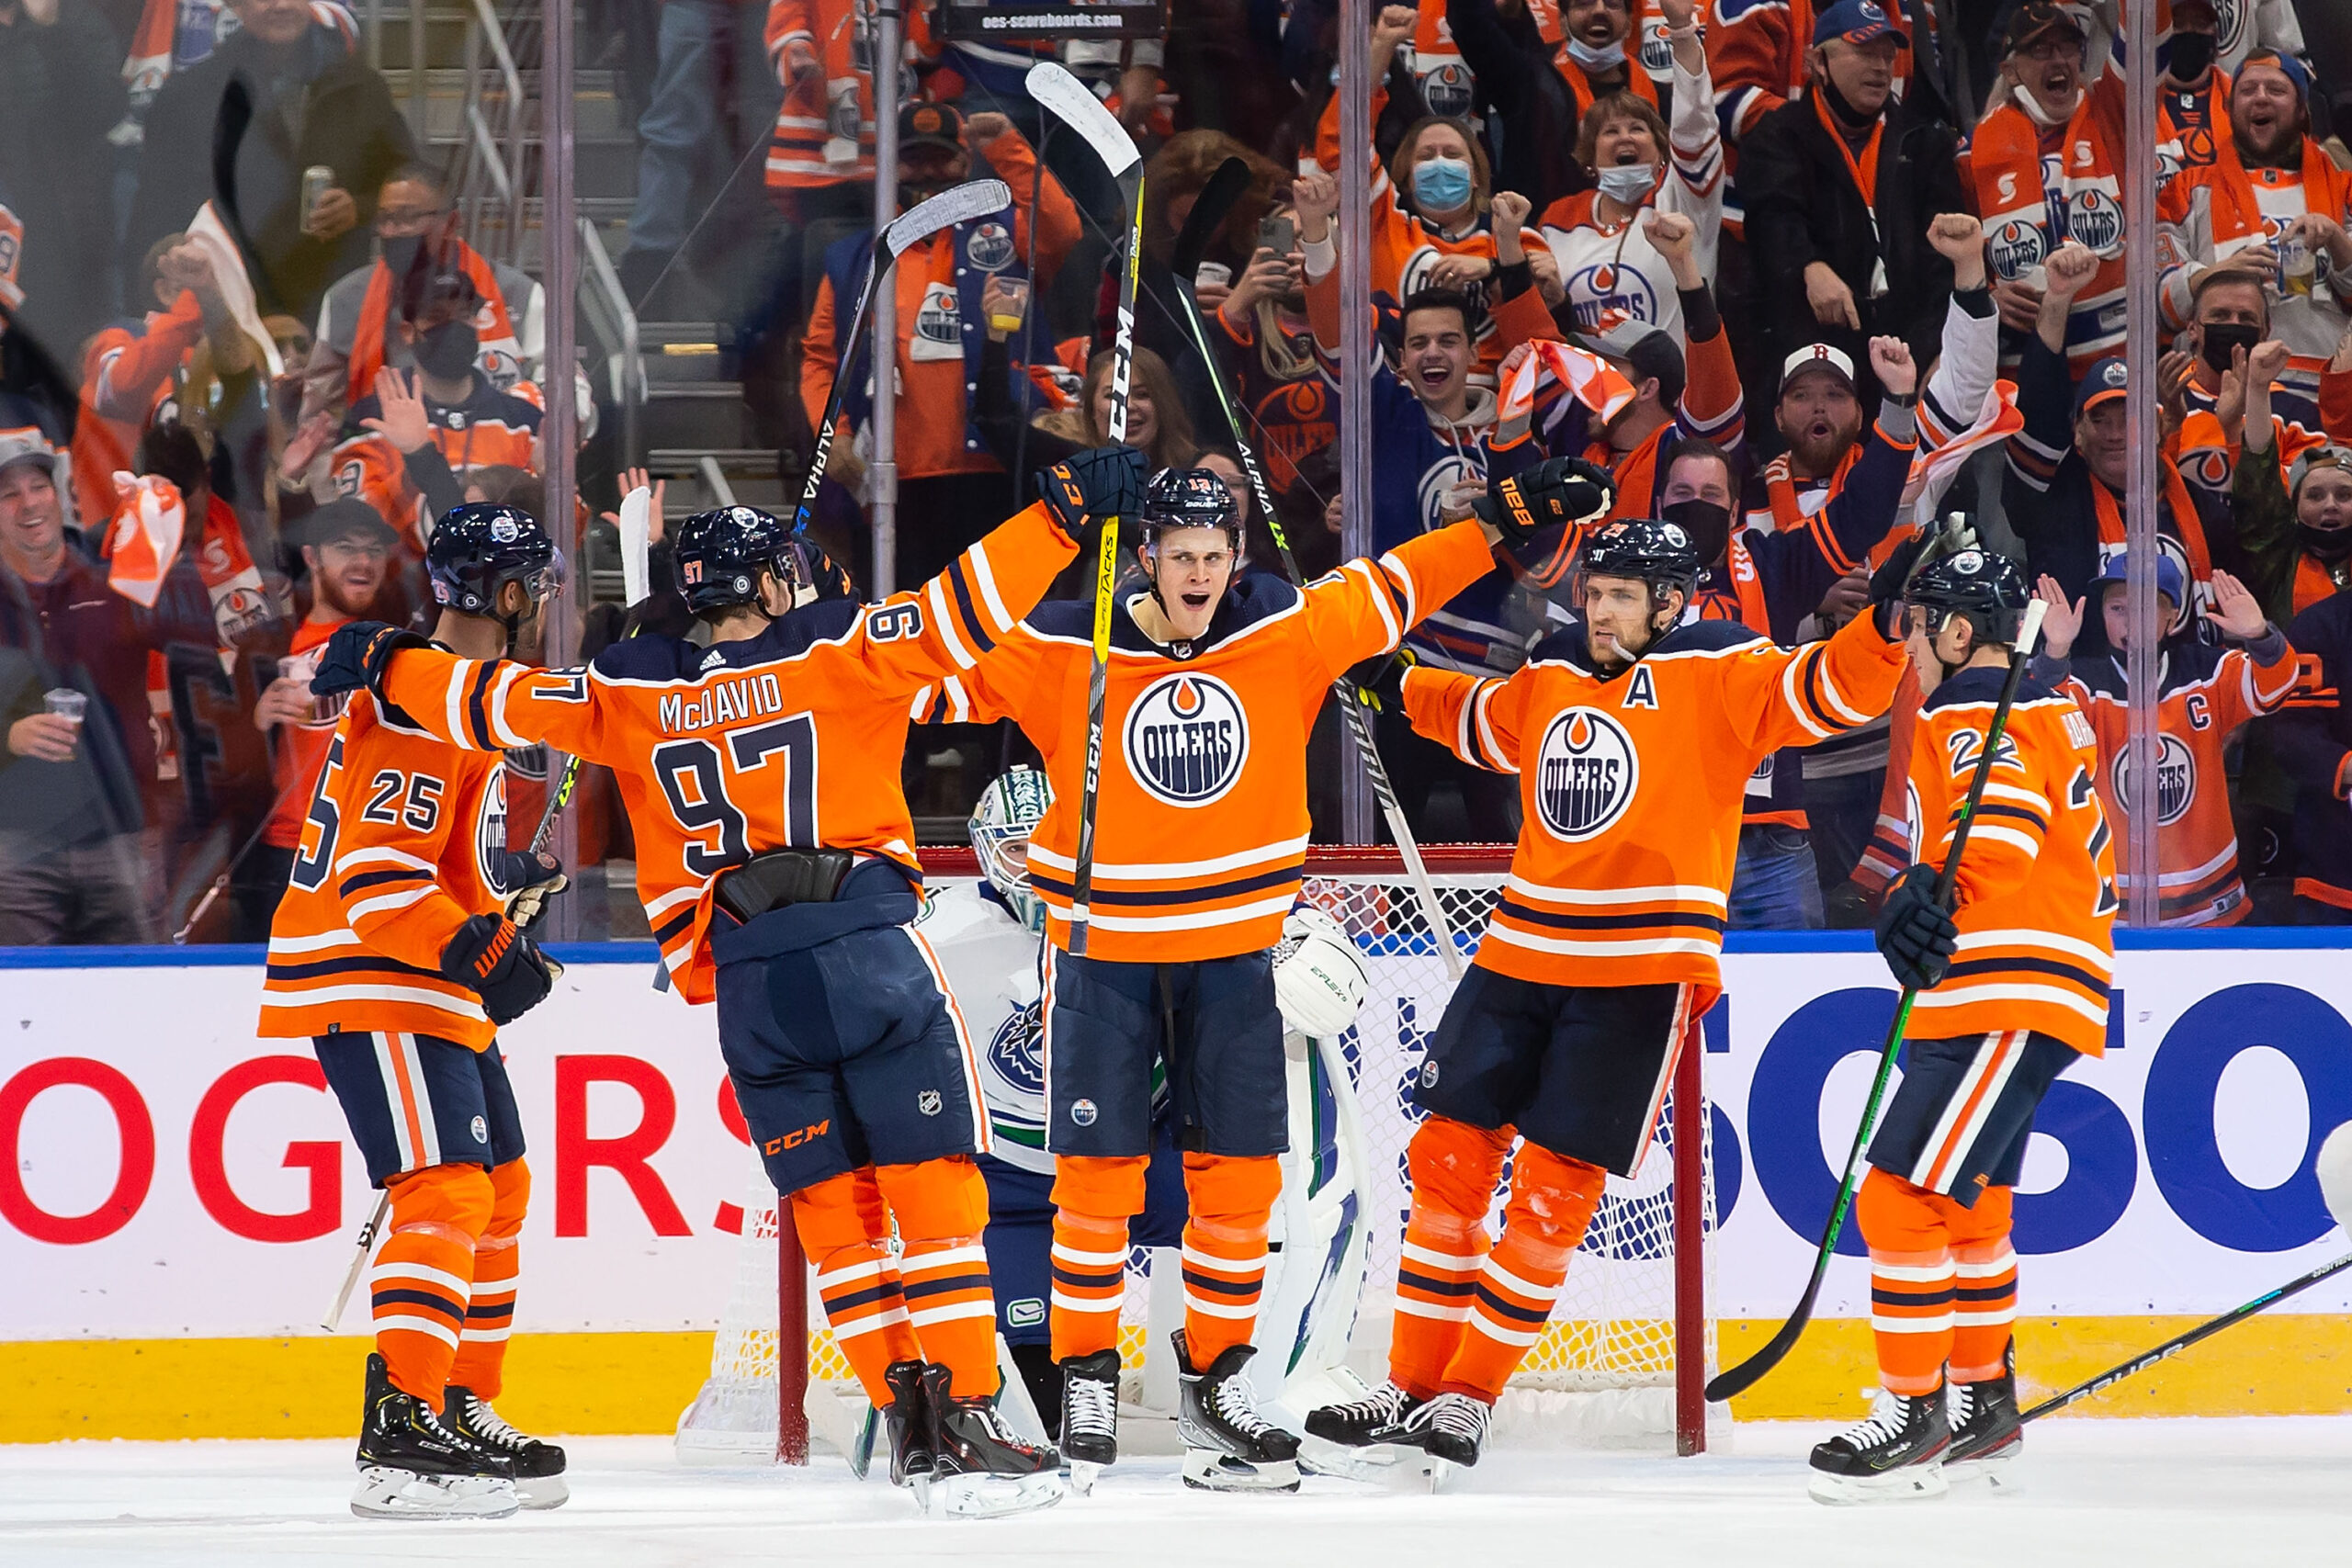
1344, 558, 1403, 649
922, 581, 976, 670
965, 537, 1015, 633
465, 661, 500, 751
1778, 653, 1836, 739
443, 659, 477, 750
1376, 551, 1419, 628
489, 664, 530, 748
943, 556, 997, 656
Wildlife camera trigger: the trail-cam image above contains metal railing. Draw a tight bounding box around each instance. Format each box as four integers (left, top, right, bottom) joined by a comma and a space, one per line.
577, 217, 642, 468
453, 0, 527, 265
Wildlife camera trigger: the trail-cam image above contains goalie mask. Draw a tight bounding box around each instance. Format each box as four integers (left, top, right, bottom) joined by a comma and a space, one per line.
970, 765, 1053, 932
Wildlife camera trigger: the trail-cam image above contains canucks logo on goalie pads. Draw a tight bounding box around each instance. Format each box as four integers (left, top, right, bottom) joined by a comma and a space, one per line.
915, 769, 1378, 1435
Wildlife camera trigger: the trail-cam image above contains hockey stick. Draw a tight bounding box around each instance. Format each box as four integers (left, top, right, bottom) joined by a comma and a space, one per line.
1027, 62, 1143, 959
1167, 156, 1464, 979
792, 178, 1012, 535
1706, 597, 2048, 1404
2016, 1250, 2352, 1425
322, 1189, 393, 1331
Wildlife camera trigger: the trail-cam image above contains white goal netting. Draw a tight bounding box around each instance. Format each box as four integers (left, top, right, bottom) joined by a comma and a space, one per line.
678, 855, 1714, 1458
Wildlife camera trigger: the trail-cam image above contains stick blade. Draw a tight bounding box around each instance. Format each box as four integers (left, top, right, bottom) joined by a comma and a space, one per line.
1024, 62, 1141, 175
2322, 1122, 2352, 1242
1172, 156, 1254, 282
887, 178, 1012, 256
1703, 1274, 1823, 1402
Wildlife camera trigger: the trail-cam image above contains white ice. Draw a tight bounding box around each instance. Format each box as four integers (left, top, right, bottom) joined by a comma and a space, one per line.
3, 1418, 2346, 1568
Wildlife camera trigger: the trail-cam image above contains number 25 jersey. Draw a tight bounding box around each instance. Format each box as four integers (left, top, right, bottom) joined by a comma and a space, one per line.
367, 502, 1080, 1002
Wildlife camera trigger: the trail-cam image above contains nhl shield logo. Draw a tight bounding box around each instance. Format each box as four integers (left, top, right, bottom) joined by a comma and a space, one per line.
1124, 673, 1249, 807
1534, 708, 1639, 841
917, 1089, 944, 1118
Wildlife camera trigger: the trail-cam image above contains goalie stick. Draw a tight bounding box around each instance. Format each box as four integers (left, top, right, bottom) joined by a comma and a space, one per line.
792, 177, 1012, 536
1708, 598, 2049, 1404
1167, 156, 1464, 979
1027, 62, 1144, 958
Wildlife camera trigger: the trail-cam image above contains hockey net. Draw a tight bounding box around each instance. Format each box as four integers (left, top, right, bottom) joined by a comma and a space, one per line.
677, 848, 1714, 1460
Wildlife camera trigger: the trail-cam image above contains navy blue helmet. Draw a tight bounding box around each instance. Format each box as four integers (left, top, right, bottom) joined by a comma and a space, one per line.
673, 505, 855, 616
1578, 516, 1705, 598
426, 503, 560, 620
1905, 546, 2031, 646
1138, 468, 1241, 546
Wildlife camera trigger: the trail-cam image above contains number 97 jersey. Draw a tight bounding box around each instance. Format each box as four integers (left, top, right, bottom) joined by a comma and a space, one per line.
258, 692, 514, 1050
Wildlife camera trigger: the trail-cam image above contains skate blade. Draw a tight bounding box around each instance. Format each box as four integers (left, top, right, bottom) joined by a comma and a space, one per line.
1180, 1450, 1302, 1494
1298, 1436, 1404, 1483
907, 1472, 933, 1513
930, 1470, 1066, 1518
1807, 1463, 1950, 1506
516, 1474, 569, 1510
1065, 1460, 1104, 1495
1943, 1443, 2021, 1491
350, 1466, 520, 1519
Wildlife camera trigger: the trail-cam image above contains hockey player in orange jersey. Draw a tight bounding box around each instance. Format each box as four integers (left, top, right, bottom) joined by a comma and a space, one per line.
1807, 547, 2118, 1503
925, 464, 1543, 1492
1306, 481, 1913, 1471
260, 503, 571, 1520
309, 447, 1144, 1517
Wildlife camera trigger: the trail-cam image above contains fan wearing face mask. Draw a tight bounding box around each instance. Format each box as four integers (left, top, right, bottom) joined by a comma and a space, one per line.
2233, 392, 2352, 621
1312, 7, 1557, 380
331, 263, 546, 554
2166, 271, 2330, 516
1535, 0, 1718, 350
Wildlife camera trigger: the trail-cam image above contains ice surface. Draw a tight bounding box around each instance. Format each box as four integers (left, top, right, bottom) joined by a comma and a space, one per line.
2, 1419, 2346, 1567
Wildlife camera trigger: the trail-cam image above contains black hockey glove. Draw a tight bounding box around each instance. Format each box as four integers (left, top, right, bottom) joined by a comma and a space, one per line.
440, 913, 560, 1026
501, 851, 570, 929
1874, 863, 1959, 992
310, 621, 432, 701
1038, 444, 1148, 538
1867, 530, 1936, 639
1346, 649, 1417, 716
1475, 456, 1616, 547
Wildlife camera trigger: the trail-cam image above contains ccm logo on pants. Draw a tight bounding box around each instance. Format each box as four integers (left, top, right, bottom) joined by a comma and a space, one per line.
764, 1120, 832, 1155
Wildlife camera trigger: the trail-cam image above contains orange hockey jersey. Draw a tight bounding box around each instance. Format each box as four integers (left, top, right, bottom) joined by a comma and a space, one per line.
257, 691, 514, 1049
1403, 609, 1907, 992
368, 503, 1080, 1003
1904, 668, 2117, 1055
932, 524, 1500, 963
2047, 636, 2300, 927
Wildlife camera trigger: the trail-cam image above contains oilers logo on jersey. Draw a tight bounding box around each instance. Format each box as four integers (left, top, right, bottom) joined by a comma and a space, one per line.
2111, 731, 2197, 827
1534, 708, 1639, 840
1986, 218, 2046, 282
1124, 673, 1250, 807
475, 767, 510, 895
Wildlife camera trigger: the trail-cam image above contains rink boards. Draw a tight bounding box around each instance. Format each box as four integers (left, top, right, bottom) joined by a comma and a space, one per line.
4, 920, 2349, 1439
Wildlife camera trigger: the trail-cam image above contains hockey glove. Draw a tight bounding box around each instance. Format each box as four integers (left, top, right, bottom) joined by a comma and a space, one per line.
1345, 648, 1415, 716
440, 913, 559, 1026
1037, 444, 1148, 538
1272, 905, 1371, 1039
1866, 527, 1956, 639
310, 621, 432, 701
1475, 456, 1616, 547
502, 851, 570, 929
1874, 863, 1959, 991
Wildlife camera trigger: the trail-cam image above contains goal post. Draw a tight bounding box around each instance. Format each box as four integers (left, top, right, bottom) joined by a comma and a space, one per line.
678, 846, 1715, 1461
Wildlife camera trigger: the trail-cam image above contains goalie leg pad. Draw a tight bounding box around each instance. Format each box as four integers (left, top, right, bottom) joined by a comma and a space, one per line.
876, 1156, 999, 1399
1440, 1140, 1603, 1403
1391, 1116, 1510, 1399
375, 1163, 494, 1404
447, 1156, 528, 1398
1179, 1152, 1281, 1366
1048, 1156, 1147, 1360
794, 1167, 922, 1407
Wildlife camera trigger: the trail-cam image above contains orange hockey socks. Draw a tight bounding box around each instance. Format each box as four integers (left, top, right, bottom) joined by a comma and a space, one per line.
1441, 1141, 1604, 1404
447, 1156, 529, 1397
877, 1156, 998, 1399
1949, 1186, 2018, 1382
1180, 1153, 1282, 1366
793, 1167, 920, 1408
1857, 1167, 1956, 1395
1050, 1155, 1148, 1361
1389, 1116, 1510, 1399
372, 1164, 492, 1402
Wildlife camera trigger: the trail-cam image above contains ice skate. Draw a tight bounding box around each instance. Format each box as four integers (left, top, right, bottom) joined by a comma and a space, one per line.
920, 1362, 1066, 1518
351, 1353, 518, 1519
1398, 1391, 1490, 1487
1807, 1386, 1951, 1505
441, 1385, 567, 1509
1173, 1331, 1301, 1494
882, 1360, 935, 1505
1298, 1379, 1422, 1479
1057, 1348, 1120, 1495
1944, 1348, 2022, 1486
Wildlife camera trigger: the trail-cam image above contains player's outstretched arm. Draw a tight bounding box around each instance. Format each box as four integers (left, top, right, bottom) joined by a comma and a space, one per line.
1393, 659, 1526, 774
1724, 581, 1910, 759
309, 622, 619, 762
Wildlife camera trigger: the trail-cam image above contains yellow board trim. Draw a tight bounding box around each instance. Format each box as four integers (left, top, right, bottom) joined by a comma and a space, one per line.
5, 1314, 2350, 1443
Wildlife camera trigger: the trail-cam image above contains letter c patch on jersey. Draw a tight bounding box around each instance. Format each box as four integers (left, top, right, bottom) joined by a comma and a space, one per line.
1123, 672, 1250, 807
1533, 707, 1639, 841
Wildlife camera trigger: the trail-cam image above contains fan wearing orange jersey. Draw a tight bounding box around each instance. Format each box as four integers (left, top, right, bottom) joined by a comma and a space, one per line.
1307, 505, 1909, 1469
261, 503, 570, 1520
310, 453, 1135, 1516
924, 465, 1512, 1491
1809, 547, 2117, 1502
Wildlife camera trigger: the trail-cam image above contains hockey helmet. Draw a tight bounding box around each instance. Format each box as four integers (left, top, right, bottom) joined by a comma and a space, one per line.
1904, 546, 2030, 648
673, 506, 856, 618
425, 502, 561, 623
970, 765, 1054, 932
1577, 516, 1705, 605
1137, 467, 1242, 549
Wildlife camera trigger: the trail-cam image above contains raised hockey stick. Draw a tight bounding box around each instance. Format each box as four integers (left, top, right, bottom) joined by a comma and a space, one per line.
2016, 1250, 2352, 1425
1707, 597, 2048, 1404
1168, 156, 1464, 978
322, 1190, 393, 1331
1028, 62, 1144, 958
792, 178, 1013, 535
